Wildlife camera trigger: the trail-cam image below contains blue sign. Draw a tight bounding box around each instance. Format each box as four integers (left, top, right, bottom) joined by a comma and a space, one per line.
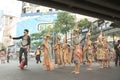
82, 28, 88, 33
16, 11, 58, 36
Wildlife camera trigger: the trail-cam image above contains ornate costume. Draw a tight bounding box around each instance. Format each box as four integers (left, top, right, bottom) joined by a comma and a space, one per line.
97, 32, 105, 60
63, 35, 70, 64
71, 22, 82, 74
54, 35, 63, 65
71, 23, 82, 64
103, 38, 110, 61
42, 31, 53, 70
83, 30, 94, 62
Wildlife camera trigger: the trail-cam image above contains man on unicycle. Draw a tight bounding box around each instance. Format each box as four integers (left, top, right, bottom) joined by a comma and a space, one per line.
10, 29, 31, 68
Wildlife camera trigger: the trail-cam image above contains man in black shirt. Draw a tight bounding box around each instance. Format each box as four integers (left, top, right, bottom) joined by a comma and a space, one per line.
114, 40, 120, 66
10, 29, 31, 67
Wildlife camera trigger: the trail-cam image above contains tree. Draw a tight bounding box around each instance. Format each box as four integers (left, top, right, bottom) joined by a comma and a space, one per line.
30, 26, 54, 49
30, 33, 42, 48
54, 12, 75, 34
78, 18, 92, 33
77, 18, 93, 43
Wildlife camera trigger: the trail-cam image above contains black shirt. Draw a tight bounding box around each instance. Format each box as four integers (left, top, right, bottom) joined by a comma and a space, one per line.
13, 35, 31, 47
114, 43, 120, 54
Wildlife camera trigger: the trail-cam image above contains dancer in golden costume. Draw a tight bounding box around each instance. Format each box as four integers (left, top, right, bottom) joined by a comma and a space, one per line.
41, 31, 54, 71
102, 37, 110, 68
63, 34, 70, 65
71, 23, 82, 74
96, 31, 104, 68
83, 29, 93, 70
54, 35, 63, 68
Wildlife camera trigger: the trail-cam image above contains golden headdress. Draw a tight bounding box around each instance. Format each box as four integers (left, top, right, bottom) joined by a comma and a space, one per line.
46, 30, 50, 37
86, 29, 91, 36
98, 31, 102, 39
102, 36, 108, 42
63, 34, 67, 42
56, 35, 61, 40
74, 22, 79, 31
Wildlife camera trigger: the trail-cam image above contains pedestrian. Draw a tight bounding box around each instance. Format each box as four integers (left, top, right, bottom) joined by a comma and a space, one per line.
7, 49, 10, 63
35, 48, 42, 64
114, 40, 120, 67
10, 29, 31, 68
0, 49, 6, 64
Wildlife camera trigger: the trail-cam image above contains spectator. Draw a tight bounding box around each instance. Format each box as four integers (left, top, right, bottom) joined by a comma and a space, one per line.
114, 40, 120, 67
7, 49, 10, 63
35, 48, 42, 64
0, 49, 6, 64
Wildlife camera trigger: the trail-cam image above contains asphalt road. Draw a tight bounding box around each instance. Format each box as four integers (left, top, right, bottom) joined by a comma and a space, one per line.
0, 60, 120, 80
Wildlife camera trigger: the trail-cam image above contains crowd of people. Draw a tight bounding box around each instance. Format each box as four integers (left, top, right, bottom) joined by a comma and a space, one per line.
38, 24, 118, 74
0, 26, 119, 75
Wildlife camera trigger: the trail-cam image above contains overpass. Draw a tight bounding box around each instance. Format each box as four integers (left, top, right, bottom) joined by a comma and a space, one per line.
19, 0, 120, 25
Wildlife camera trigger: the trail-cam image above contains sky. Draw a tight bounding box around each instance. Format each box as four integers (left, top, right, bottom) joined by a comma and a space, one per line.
0, 0, 97, 43
0, 0, 22, 16
0, 0, 22, 42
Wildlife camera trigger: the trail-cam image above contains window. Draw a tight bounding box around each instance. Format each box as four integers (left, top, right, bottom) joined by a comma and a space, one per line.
36, 10, 40, 13
22, 8, 26, 13
49, 9, 52, 12
9, 17, 13, 24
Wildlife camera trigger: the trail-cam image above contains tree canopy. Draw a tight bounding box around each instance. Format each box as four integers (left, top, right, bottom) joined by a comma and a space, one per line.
78, 18, 92, 33
54, 12, 75, 34
30, 13, 94, 49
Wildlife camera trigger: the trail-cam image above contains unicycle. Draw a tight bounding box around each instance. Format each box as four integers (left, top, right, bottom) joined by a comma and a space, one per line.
19, 59, 25, 69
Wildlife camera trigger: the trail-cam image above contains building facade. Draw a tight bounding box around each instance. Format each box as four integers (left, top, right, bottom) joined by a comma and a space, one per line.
16, 2, 59, 36
2, 15, 17, 48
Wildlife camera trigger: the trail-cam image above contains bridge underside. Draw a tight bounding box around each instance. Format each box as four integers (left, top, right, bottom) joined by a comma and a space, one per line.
20, 0, 120, 25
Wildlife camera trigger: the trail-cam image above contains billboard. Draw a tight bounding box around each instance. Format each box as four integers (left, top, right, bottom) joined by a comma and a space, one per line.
16, 11, 58, 36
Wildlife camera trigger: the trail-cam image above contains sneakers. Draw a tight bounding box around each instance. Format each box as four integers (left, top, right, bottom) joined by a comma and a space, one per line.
24, 65, 28, 68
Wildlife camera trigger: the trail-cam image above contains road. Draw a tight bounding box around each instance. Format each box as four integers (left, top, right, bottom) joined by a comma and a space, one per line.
0, 60, 120, 80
